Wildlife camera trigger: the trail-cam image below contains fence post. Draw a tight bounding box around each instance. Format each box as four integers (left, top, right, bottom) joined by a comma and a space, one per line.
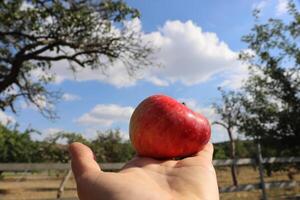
57, 169, 72, 199
257, 142, 268, 200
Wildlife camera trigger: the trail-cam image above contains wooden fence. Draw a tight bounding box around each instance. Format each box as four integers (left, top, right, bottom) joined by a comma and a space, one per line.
0, 157, 299, 199
2, 157, 299, 171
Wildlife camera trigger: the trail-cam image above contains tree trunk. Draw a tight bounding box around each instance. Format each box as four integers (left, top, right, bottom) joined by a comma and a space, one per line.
228, 128, 238, 186
0, 60, 22, 93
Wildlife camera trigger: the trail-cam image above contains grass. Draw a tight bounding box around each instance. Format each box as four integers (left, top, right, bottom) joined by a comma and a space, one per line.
0, 166, 299, 200
217, 166, 300, 200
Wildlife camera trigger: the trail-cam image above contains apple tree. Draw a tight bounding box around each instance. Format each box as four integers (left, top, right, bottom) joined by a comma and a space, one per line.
35, 131, 90, 162
0, 124, 38, 162
212, 88, 243, 186
91, 129, 135, 163
237, 1, 300, 157
0, 0, 155, 118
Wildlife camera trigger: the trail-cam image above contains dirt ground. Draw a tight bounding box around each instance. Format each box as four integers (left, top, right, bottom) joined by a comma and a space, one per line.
0, 166, 299, 200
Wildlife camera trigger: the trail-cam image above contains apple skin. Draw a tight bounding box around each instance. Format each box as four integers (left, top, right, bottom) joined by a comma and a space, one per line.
129, 94, 211, 159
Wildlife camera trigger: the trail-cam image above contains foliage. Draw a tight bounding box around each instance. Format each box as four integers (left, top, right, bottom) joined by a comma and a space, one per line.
0, 123, 298, 166
0, 124, 38, 162
91, 129, 135, 162
237, 1, 300, 157
213, 140, 257, 160
213, 143, 228, 159
0, 126, 134, 163
33, 141, 70, 162
0, 0, 155, 118
46, 131, 90, 145
212, 88, 244, 185
212, 88, 243, 131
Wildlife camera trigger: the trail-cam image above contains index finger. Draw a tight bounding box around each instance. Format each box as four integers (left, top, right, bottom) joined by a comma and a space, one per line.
176, 142, 214, 167
194, 142, 214, 161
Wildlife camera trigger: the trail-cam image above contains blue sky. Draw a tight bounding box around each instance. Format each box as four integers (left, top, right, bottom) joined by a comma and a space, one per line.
0, 0, 296, 143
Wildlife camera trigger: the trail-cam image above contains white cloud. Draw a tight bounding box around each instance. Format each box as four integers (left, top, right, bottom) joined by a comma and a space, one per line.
20, 94, 53, 110
44, 128, 63, 135
50, 59, 137, 88
144, 20, 243, 86
62, 93, 81, 101
33, 94, 48, 108
252, 0, 268, 11
76, 98, 236, 142
76, 104, 134, 127
43, 18, 143, 88
276, 0, 289, 16
44, 19, 245, 89
145, 76, 169, 86
20, 1, 34, 10
76, 103, 133, 141
0, 111, 16, 126
218, 64, 248, 89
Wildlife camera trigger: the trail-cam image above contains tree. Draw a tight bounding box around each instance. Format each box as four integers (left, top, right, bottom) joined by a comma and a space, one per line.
46, 131, 89, 145
237, 1, 300, 158
0, 0, 155, 118
0, 124, 38, 162
39, 131, 90, 162
0, 125, 135, 163
213, 140, 258, 159
91, 129, 135, 162
212, 88, 242, 186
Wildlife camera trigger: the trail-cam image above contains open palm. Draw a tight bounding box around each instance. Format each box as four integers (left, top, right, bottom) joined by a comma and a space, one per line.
69, 142, 219, 200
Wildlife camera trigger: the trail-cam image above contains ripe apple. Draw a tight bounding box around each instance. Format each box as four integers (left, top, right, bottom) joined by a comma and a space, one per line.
129, 94, 211, 159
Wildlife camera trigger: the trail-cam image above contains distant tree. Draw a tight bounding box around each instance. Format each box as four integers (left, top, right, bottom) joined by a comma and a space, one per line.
0, 124, 38, 162
0, 126, 135, 163
213, 88, 242, 186
237, 1, 300, 158
91, 129, 135, 162
0, 0, 155, 118
47, 131, 89, 145
38, 131, 90, 162
34, 140, 69, 162
213, 143, 228, 160
235, 140, 256, 158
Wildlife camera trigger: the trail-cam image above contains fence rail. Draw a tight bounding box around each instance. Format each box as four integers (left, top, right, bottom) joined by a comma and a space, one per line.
219, 180, 298, 193
1, 157, 299, 171
0, 157, 299, 199
0, 162, 125, 171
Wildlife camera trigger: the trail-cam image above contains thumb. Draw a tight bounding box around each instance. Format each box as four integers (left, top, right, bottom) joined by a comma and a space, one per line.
68, 142, 101, 179
194, 142, 214, 162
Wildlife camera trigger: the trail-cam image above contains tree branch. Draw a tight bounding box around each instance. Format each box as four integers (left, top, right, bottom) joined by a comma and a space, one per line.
0, 31, 42, 41
0, 59, 22, 93
212, 121, 229, 129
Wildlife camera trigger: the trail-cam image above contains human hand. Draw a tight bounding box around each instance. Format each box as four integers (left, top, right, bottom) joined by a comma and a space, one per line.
69, 142, 219, 200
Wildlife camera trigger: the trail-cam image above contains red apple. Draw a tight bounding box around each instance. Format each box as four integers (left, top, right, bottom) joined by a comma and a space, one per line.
129, 94, 211, 159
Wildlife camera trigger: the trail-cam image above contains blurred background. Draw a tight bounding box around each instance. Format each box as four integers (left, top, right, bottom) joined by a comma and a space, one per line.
0, 0, 299, 199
